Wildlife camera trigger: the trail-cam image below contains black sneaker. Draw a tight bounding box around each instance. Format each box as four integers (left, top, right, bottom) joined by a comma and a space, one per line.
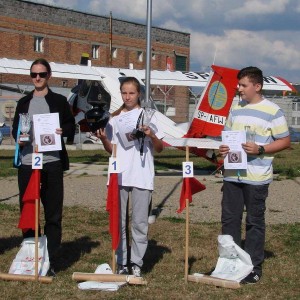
46, 266, 56, 277
117, 265, 129, 275
241, 271, 261, 284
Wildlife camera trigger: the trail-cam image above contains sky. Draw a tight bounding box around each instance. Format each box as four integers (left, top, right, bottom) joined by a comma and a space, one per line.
30, 0, 300, 83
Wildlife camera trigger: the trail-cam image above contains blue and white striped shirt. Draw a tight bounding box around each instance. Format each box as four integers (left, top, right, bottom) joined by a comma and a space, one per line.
223, 98, 289, 185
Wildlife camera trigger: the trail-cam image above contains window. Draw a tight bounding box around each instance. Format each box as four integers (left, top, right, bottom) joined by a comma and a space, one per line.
151, 53, 156, 60
175, 55, 187, 71
112, 47, 118, 58
61, 80, 68, 87
292, 117, 296, 125
92, 45, 99, 59
34, 36, 44, 52
137, 51, 143, 62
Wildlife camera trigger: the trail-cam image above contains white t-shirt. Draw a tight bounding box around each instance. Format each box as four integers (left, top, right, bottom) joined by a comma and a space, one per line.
106, 108, 164, 190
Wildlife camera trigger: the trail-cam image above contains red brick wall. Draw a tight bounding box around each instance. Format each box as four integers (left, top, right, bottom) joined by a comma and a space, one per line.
0, 9, 190, 122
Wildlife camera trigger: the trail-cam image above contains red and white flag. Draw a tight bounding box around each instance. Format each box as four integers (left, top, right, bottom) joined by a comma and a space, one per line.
177, 177, 206, 213
18, 169, 41, 231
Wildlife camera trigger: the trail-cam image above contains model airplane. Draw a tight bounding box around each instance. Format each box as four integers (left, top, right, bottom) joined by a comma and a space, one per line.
0, 57, 296, 163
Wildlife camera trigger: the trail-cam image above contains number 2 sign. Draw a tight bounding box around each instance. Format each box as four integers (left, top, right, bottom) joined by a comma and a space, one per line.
32, 153, 43, 169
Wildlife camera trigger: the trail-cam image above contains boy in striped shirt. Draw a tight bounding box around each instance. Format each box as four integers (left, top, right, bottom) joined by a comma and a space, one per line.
219, 66, 290, 284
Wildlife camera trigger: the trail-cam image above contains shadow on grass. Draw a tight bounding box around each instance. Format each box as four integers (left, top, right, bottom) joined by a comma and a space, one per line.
241, 240, 275, 260
150, 178, 182, 218
143, 239, 171, 273
54, 236, 100, 272
264, 249, 275, 260
0, 236, 23, 255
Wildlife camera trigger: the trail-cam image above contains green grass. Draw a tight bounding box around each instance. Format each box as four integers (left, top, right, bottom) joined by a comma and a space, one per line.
0, 205, 299, 299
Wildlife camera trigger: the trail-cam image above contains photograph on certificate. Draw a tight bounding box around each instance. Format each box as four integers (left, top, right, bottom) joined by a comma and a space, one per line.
33, 113, 62, 152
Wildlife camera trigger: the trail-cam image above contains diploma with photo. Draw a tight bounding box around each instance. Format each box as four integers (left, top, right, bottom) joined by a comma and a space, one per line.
222, 131, 247, 169
33, 113, 62, 152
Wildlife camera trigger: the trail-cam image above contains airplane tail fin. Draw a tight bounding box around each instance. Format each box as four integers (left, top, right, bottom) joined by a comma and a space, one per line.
186, 65, 239, 138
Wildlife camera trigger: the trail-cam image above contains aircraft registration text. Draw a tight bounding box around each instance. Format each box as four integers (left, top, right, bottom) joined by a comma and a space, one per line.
196, 110, 226, 125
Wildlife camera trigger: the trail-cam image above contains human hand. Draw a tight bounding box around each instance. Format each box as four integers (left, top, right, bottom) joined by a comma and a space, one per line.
56, 128, 63, 135
18, 140, 26, 146
18, 133, 30, 144
219, 145, 230, 157
242, 142, 259, 155
141, 125, 151, 136
96, 128, 107, 140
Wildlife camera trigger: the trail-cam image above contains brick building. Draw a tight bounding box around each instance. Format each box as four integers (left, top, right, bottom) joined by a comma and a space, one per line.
0, 0, 191, 122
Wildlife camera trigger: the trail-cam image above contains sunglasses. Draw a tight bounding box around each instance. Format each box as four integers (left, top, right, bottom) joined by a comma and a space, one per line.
30, 72, 48, 78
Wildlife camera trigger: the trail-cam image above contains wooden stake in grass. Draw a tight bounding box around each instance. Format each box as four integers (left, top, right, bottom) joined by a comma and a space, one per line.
184, 146, 190, 284
72, 273, 147, 285
34, 189, 39, 281
0, 273, 52, 284
188, 274, 240, 289
109, 143, 118, 273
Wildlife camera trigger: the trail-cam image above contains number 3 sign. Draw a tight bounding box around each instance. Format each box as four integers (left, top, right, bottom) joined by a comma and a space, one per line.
182, 161, 194, 178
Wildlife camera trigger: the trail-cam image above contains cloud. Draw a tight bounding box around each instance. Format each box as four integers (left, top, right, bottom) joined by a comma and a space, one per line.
30, 0, 79, 8
190, 29, 300, 78
227, 0, 290, 18
88, 0, 147, 19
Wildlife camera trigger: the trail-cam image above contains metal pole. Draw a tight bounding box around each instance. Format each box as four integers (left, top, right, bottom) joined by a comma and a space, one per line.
145, 0, 152, 107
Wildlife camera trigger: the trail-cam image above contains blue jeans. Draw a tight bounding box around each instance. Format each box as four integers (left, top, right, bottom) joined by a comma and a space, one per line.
221, 181, 269, 275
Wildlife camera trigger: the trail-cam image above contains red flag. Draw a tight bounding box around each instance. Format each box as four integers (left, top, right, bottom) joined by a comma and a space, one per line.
18, 169, 41, 231
177, 177, 206, 213
106, 173, 119, 250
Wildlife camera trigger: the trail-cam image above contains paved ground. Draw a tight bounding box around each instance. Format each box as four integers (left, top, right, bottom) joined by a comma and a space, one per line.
1, 161, 299, 225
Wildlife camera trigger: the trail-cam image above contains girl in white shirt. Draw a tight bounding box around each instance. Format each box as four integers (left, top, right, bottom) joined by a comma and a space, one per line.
97, 77, 164, 277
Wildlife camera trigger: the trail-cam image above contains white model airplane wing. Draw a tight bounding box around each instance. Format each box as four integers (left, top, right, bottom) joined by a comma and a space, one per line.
163, 137, 221, 149
262, 76, 295, 91
117, 69, 209, 87
0, 58, 104, 81
0, 58, 295, 91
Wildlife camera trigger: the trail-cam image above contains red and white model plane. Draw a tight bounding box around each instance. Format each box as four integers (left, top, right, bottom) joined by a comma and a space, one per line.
0, 57, 296, 163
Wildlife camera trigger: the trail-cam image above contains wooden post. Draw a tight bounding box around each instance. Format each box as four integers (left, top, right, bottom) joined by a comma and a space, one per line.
188, 274, 240, 289
111, 143, 117, 274
0, 273, 52, 284
34, 145, 39, 281
35, 197, 39, 280
72, 272, 147, 285
184, 146, 190, 284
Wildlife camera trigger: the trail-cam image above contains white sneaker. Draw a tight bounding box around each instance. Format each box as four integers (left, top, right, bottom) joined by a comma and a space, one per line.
131, 264, 141, 277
